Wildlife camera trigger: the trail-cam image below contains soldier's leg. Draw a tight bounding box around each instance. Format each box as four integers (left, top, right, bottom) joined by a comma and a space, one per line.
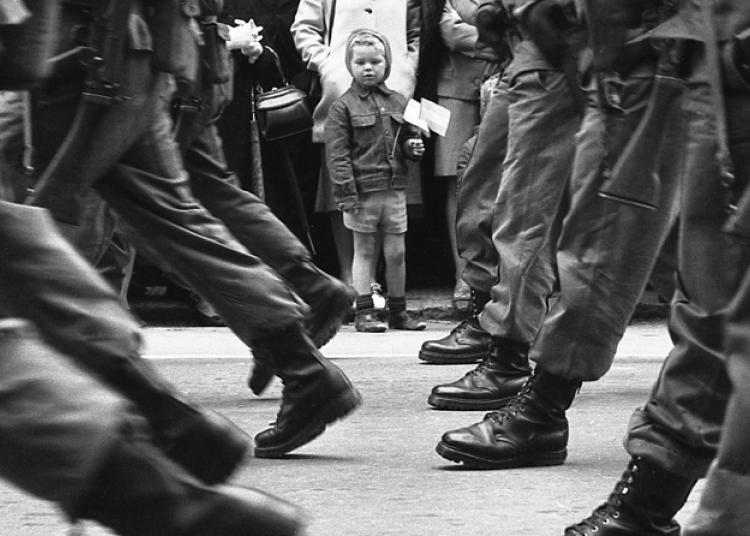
0, 318, 305, 536
0, 201, 249, 484
430, 69, 579, 423
478, 69, 579, 347
96, 96, 361, 458
182, 116, 354, 352
0, 318, 135, 513
683, 266, 750, 536
531, 70, 681, 381
567, 54, 750, 536
420, 80, 510, 367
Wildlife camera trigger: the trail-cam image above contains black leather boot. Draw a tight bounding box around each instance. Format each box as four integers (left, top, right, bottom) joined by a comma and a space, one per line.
77, 432, 306, 536
565, 456, 697, 535
427, 336, 531, 410
248, 260, 356, 395
252, 325, 362, 458
282, 260, 356, 348
418, 288, 491, 364
436, 367, 581, 468
113, 358, 250, 485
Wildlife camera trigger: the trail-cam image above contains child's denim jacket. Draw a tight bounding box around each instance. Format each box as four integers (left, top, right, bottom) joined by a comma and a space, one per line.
324, 81, 418, 207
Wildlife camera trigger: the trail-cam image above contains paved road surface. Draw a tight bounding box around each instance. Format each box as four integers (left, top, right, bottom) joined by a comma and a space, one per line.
0, 320, 706, 535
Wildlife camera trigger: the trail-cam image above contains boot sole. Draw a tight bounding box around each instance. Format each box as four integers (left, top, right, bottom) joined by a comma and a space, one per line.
435, 441, 567, 469
427, 394, 514, 411
254, 387, 363, 458
418, 349, 485, 365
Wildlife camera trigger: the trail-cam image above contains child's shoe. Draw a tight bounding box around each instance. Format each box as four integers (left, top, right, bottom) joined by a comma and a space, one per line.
388, 310, 426, 331
355, 309, 387, 333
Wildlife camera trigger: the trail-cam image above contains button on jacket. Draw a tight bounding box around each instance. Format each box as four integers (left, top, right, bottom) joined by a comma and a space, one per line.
324, 82, 416, 204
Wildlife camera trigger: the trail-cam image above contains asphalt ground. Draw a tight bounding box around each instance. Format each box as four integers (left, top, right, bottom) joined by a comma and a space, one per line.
0, 320, 705, 536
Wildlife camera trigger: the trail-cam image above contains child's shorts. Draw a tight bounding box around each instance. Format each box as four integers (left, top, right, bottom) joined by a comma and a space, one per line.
343, 189, 407, 234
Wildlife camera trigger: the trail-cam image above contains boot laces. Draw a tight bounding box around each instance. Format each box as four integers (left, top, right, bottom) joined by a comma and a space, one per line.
565, 462, 638, 535
450, 318, 473, 336
483, 378, 534, 424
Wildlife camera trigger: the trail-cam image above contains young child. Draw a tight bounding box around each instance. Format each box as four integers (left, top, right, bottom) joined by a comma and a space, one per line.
324, 29, 426, 333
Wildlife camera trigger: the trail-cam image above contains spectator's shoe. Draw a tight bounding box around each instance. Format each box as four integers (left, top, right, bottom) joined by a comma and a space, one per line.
248, 261, 355, 395
565, 456, 696, 536
436, 368, 580, 469
252, 326, 362, 458
427, 337, 530, 410
388, 310, 426, 331
419, 317, 491, 364
355, 309, 387, 333
80, 430, 306, 536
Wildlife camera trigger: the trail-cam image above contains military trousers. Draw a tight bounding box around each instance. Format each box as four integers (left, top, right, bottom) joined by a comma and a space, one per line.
0, 317, 137, 519
173, 84, 313, 279
625, 52, 750, 479
479, 69, 579, 343
455, 79, 510, 294
30, 51, 308, 345
528, 69, 682, 380
0, 202, 141, 516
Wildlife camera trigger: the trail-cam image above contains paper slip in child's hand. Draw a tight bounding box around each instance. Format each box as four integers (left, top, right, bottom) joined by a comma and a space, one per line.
403, 98, 451, 137
420, 98, 450, 137
403, 99, 430, 136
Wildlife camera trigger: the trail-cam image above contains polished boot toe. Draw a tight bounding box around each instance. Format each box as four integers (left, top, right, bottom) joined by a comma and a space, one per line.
435, 371, 577, 469
418, 318, 490, 364
428, 361, 530, 410
254, 366, 362, 458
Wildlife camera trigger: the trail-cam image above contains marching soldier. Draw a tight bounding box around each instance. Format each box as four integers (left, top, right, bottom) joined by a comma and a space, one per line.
0, 2, 305, 533
23, 0, 361, 458
433, 0, 687, 474
567, 0, 750, 534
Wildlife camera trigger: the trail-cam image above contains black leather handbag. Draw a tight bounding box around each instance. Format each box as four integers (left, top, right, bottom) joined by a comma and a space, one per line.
254, 46, 313, 140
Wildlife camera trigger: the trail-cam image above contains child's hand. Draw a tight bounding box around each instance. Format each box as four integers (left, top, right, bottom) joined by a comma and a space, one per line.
337, 197, 360, 212
406, 137, 425, 158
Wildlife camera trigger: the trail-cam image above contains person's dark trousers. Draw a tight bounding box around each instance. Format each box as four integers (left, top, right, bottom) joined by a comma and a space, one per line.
455, 77, 509, 295
623, 72, 750, 482
528, 66, 682, 381
0, 318, 304, 536
419, 81, 510, 365
167, 82, 356, 392
0, 318, 133, 513
568, 38, 750, 536
28, 22, 358, 457
0, 201, 249, 484
479, 68, 579, 345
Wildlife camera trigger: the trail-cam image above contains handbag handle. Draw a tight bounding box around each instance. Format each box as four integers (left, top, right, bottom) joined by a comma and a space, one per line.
262, 45, 289, 86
